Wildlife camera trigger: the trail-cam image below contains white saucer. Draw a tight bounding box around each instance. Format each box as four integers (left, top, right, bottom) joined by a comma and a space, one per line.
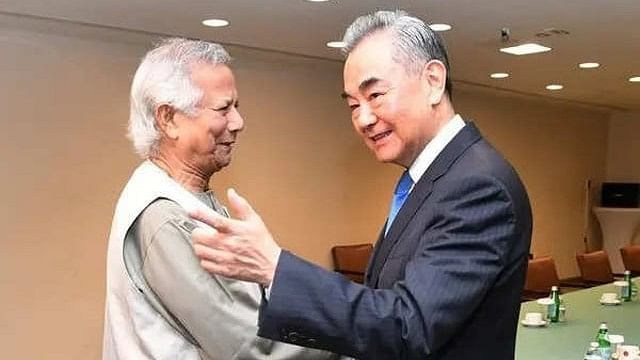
600, 299, 621, 306
521, 319, 547, 327
614, 281, 629, 287
536, 298, 553, 305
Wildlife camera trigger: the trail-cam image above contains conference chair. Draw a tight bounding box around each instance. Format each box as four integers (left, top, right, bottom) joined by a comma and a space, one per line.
331, 243, 373, 284
576, 250, 616, 285
523, 256, 562, 300
620, 244, 640, 276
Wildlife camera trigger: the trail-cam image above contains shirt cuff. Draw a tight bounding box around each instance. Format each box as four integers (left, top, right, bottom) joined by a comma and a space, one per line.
262, 248, 282, 301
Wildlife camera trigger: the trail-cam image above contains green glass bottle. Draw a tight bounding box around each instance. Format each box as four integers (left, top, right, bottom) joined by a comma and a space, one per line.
548, 285, 560, 322
596, 323, 611, 360
623, 270, 632, 301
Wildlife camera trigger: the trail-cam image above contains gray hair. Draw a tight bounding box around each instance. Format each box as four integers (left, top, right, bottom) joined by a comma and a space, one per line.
128, 37, 231, 157
342, 10, 452, 96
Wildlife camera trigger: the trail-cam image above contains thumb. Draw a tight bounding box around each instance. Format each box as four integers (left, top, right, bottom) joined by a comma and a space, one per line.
227, 188, 256, 221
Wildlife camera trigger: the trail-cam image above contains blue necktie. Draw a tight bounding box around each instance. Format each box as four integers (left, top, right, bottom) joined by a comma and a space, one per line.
385, 170, 413, 236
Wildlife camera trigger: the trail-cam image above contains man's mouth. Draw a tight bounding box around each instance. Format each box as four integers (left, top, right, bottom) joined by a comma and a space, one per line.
370, 130, 392, 142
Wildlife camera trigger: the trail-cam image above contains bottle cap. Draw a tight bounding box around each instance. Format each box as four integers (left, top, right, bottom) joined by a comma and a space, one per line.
625, 270, 631, 275
551, 285, 558, 291
599, 323, 608, 329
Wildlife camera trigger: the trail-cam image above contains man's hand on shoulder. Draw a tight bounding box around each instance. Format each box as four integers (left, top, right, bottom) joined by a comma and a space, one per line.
190, 188, 282, 287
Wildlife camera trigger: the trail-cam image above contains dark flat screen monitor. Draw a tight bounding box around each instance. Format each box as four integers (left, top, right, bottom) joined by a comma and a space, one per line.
601, 182, 640, 208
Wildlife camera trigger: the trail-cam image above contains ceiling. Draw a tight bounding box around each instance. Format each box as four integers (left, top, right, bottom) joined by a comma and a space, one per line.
1, 0, 639, 111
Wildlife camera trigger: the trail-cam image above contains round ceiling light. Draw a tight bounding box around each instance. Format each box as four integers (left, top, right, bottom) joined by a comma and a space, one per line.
578, 62, 600, 69
202, 18, 229, 28
429, 24, 452, 32
326, 41, 346, 48
490, 72, 509, 79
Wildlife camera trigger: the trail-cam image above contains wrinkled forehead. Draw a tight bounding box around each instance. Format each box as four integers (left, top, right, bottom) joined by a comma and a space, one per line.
190, 63, 238, 103
343, 32, 397, 91
190, 62, 235, 85
344, 31, 395, 68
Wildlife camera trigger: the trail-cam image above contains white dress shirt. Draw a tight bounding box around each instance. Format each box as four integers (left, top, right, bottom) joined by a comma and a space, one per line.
407, 114, 466, 190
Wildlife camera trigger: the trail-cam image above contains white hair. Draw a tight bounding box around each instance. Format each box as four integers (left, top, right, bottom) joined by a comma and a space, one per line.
128, 37, 231, 157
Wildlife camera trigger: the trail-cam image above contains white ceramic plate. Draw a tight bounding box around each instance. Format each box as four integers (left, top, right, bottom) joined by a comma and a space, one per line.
600, 299, 621, 306
536, 298, 553, 305
521, 320, 547, 327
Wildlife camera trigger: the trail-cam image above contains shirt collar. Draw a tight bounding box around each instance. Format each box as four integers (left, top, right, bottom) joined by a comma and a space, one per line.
407, 114, 466, 185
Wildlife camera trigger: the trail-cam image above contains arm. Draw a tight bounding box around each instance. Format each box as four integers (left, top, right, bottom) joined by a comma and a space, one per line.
137, 200, 338, 360
192, 179, 520, 359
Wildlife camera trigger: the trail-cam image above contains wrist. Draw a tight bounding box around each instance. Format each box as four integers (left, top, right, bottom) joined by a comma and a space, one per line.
262, 246, 281, 287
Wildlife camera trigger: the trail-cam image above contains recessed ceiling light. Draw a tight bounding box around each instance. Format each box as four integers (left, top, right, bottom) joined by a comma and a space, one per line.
629, 76, 640, 83
579, 62, 600, 69
202, 18, 229, 28
326, 41, 346, 48
546, 84, 563, 91
429, 23, 452, 32
500, 43, 552, 56
490, 72, 509, 79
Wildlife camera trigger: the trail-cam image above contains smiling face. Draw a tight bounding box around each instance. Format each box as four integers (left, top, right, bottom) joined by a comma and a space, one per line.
343, 31, 444, 168
172, 62, 244, 175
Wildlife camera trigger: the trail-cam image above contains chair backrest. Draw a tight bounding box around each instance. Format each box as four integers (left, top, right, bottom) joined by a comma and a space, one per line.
524, 256, 560, 293
620, 244, 640, 274
576, 250, 614, 284
331, 243, 373, 283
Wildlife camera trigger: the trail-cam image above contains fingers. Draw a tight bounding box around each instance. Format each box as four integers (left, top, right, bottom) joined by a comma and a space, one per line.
199, 259, 230, 278
194, 244, 252, 282
227, 188, 256, 221
194, 245, 234, 278
189, 207, 235, 233
193, 242, 228, 263
192, 227, 218, 247
192, 234, 235, 275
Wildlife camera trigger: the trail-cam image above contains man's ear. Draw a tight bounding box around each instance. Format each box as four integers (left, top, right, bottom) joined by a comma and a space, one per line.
421, 60, 447, 105
155, 104, 179, 140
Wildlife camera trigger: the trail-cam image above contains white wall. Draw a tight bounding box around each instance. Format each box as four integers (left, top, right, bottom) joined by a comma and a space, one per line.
606, 111, 640, 182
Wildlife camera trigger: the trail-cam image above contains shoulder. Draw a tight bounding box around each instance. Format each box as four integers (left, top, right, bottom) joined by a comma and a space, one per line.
447, 138, 526, 194
140, 198, 189, 225
132, 198, 196, 247
437, 140, 531, 224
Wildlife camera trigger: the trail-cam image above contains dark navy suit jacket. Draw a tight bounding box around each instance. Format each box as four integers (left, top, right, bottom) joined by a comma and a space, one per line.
258, 123, 532, 360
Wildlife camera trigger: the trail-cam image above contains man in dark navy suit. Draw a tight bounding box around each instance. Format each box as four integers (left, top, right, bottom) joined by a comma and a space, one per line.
190, 10, 532, 360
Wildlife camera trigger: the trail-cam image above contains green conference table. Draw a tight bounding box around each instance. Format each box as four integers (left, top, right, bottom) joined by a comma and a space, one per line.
516, 279, 639, 360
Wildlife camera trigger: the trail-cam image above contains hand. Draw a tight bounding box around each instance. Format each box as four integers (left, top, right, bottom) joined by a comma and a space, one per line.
190, 188, 282, 286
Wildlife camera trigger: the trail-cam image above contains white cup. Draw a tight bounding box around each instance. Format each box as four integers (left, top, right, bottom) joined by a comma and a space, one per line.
524, 312, 543, 324
601, 292, 618, 303
617, 345, 640, 360
609, 335, 625, 354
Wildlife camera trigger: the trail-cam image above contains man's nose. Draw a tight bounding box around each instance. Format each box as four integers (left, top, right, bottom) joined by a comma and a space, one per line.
228, 107, 244, 132
354, 105, 376, 131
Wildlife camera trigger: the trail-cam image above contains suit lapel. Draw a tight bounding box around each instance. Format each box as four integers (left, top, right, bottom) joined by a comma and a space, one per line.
364, 228, 385, 286
367, 122, 483, 287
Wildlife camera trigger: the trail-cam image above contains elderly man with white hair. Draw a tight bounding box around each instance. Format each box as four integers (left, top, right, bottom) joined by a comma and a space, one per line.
102, 38, 338, 360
